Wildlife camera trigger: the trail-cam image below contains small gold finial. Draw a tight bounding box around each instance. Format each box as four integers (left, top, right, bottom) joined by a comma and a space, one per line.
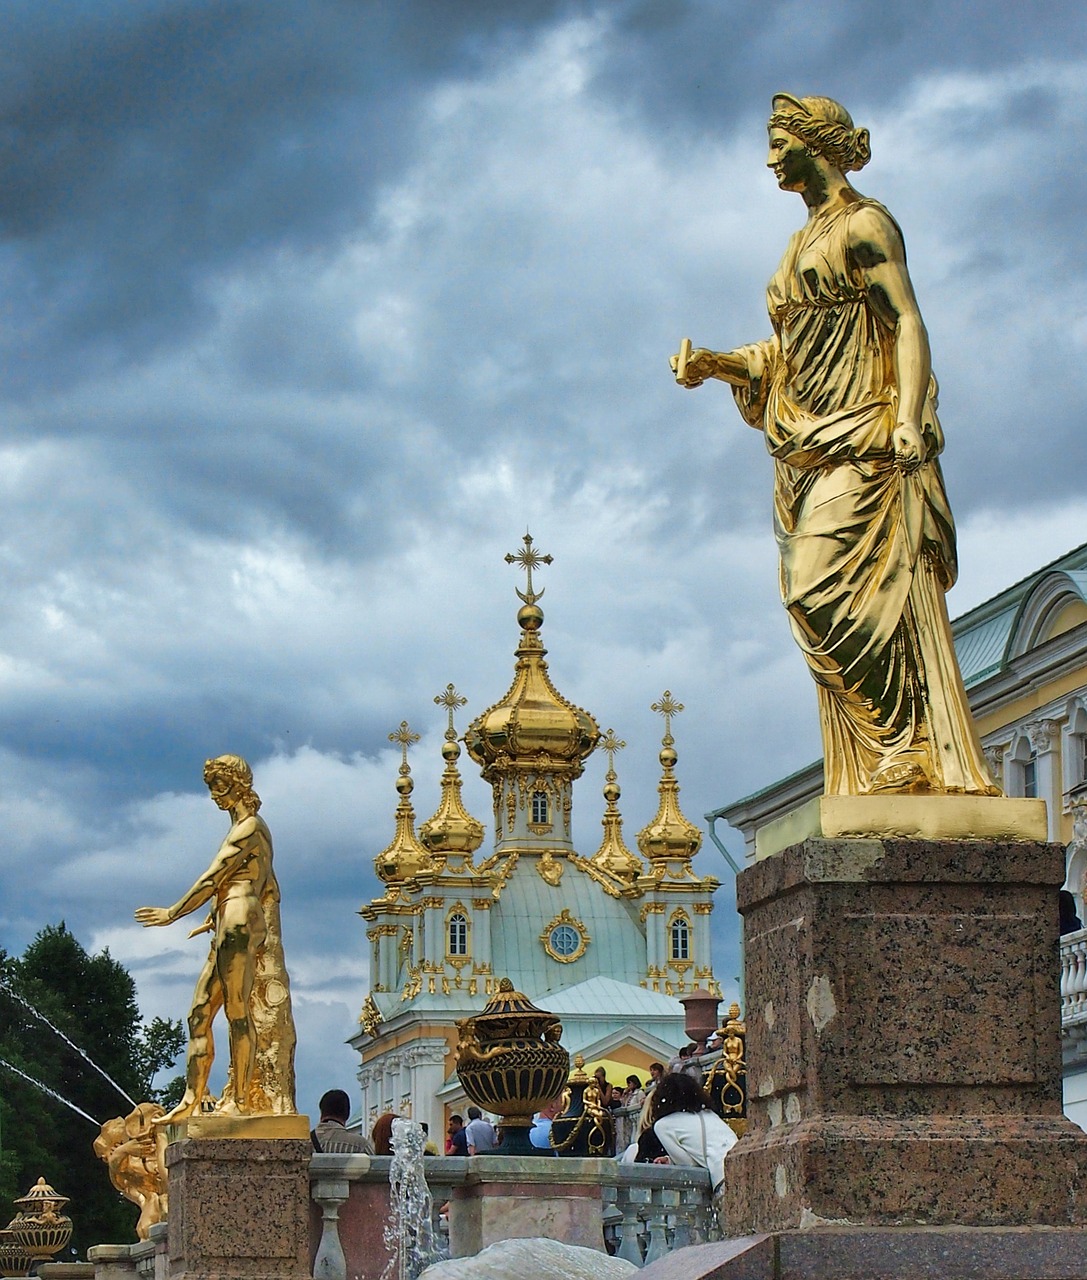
651, 691, 684, 747
498, 976, 515, 992
434, 684, 468, 742
504, 531, 553, 605
601, 728, 626, 781
389, 721, 420, 775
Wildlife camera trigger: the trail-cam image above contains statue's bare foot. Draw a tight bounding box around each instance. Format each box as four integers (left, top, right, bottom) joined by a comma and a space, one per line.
213, 1097, 244, 1117
152, 1092, 198, 1128
869, 760, 927, 793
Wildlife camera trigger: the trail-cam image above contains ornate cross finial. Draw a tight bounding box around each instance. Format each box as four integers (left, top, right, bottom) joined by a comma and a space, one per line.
600, 728, 626, 781
434, 683, 468, 741
651, 690, 684, 746
504, 531, 553, 605
389, 721, 420, 775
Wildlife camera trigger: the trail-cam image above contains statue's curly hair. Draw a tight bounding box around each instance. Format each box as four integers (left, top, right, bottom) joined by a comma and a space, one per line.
769, 93, 871, 173
203, 753, 262, 811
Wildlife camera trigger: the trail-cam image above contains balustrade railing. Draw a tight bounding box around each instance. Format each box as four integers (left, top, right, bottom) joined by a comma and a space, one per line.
309, 1154, 717, 1278
1061, 927, 1087, 1029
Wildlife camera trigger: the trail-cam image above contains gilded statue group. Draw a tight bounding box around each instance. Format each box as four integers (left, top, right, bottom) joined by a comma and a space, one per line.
674, 93, 998, 798
113, 86, 999, 1238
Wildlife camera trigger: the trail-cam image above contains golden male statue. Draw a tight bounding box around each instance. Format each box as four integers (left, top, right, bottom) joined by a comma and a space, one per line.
136, 755, 297, 1123
674, 94, 998, 798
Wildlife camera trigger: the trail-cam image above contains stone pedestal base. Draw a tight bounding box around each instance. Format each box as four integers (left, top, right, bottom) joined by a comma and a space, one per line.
165, 1139, 312, 1280
726, 835, 1087, 1235
639, 1227, 1087, 1279
448, 1157, 605, 1258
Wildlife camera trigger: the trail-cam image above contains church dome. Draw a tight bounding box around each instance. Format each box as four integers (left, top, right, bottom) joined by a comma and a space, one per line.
466, 538, 599, 778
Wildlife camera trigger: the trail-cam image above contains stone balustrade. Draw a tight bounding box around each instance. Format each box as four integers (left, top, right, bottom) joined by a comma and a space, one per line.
1061, 927, 1087, 1029
309, 1153, 718, 1278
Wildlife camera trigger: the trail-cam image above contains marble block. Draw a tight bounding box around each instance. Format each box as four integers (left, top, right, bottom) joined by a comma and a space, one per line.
448, 1156, 607, 1258
165, 1138, 312, 1280
723, 835, 1087, 1235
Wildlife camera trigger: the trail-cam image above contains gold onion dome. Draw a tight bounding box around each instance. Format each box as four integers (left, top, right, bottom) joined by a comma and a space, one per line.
636, 691, 703, 869
375, 721, 434, 883
420, 684, 484, 859
590, 729, 643, 882
466, 534, 599, 776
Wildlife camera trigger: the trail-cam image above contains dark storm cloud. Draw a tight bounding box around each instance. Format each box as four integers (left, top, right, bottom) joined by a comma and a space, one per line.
0, 0, 582, 388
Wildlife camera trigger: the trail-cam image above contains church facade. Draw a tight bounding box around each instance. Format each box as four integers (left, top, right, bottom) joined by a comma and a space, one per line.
351, 537, 721, 1139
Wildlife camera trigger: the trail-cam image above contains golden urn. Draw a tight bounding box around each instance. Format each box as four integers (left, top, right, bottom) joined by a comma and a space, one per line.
8, 1179, 72, 1265
454, 978, 569, 1155
0, 1227, 34, 1277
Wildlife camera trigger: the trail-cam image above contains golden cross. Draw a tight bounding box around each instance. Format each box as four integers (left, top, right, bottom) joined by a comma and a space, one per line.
651, 690, 684, 746
434, 683, 468, 741
600, 728, 626, 780
504, 531, 553, 605
388, 720, 420, 774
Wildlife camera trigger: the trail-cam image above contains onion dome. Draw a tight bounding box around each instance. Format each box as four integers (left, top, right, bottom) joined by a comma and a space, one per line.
466, 534, 599, 778
419, 684, 484, 861
589, 729, 643, 883
374, 721, 434, 883
636, 691, 703, 871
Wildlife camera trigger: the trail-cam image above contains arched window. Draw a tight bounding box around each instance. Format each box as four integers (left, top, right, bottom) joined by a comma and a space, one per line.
1010, 733, 1036, 798
670, 915, 690, 962
448, 913, 468, 957
532, 791, 550, 824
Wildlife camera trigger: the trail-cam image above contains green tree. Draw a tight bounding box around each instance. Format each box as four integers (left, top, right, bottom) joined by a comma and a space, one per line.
0, 924, 184, 1254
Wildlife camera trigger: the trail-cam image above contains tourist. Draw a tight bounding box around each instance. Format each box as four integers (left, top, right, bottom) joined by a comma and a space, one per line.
464, 1105, 497, 1154
420, 1122, 439, 1156
592, 1066, 620, 1110
648, 1071, 736, 1192
446, 1114, 468, 1156
371, 1111, 398, 1155
646, 1062, 665, 1091
312, 1089, 374, 1154
620, 1075, 645, 1110
529, 1096, 564, 1156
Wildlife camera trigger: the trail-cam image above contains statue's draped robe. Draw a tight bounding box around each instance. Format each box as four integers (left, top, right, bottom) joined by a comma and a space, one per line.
733, 198, 996, 795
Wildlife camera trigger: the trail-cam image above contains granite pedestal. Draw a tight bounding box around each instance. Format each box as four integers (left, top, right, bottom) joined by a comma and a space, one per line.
712, 833, 1087, 1274
165, 1139, 312, 1280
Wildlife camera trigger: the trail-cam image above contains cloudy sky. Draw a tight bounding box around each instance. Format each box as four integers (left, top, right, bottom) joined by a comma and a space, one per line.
2, 0, 1086, 1123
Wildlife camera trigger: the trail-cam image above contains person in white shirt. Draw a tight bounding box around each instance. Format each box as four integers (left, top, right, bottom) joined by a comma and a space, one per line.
649, 1071, 737, 1193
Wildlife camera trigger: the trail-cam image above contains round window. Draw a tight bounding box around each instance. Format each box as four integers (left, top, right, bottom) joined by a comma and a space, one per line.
549, 925, 580, 957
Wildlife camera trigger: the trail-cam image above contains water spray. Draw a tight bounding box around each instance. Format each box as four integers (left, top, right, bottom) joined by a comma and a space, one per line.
0, 979, 137, 1108
0, 1057, 101, 1128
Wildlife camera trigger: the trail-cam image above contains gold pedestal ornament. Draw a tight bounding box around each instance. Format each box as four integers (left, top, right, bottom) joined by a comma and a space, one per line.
94, 1103, 168, 1241
455, 978, 569, 1155
7, 1179, 71, 1267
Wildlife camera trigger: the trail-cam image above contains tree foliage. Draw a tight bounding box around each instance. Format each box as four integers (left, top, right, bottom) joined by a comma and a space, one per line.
0, 924, 184, 1255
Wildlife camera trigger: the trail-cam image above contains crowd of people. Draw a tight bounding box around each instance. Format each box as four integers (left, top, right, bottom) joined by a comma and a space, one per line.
311, 1037, 736, 1191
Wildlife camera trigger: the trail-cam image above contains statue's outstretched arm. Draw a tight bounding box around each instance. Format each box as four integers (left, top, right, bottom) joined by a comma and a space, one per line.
135, 818, 258, 928
671, 343, 751, 389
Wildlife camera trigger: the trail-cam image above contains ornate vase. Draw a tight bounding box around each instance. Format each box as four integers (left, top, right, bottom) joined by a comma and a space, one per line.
455, 978, 569, 1155
8, 1179, 72, 1264
0, 1227, 33, 1277
550, 1056, 613, 1157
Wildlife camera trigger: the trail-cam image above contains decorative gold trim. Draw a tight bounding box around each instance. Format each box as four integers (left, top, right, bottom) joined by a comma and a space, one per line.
471, 898, 493, 910
359, 994, 383, 1037
693, 903, 713, 914
541, 908, 590, 963
640, 902, 666, 921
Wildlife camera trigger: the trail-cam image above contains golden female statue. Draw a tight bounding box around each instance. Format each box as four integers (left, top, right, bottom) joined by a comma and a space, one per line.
135, 755, 297, 1124
675, 94, 998, 797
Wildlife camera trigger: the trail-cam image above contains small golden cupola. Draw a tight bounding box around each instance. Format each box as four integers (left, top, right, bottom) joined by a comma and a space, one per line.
636, 691, 703, 879
588, 728, 644, 886
419, 683, 484, 871
466, 534, 599, 878
374, 720, 433, 884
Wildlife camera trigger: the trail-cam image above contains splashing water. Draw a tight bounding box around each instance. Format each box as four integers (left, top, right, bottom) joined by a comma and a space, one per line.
382, 1118, 443, 1280
0, 1056, 101, 1127
0, 979, 137, 1108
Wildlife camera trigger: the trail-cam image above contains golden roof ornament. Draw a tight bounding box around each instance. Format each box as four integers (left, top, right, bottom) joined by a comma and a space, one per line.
374, 721, 433, 883
636, 691, 703, 872
589, 729, 643, 883
466, 534, 599, 779
419, 684, 484, 863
